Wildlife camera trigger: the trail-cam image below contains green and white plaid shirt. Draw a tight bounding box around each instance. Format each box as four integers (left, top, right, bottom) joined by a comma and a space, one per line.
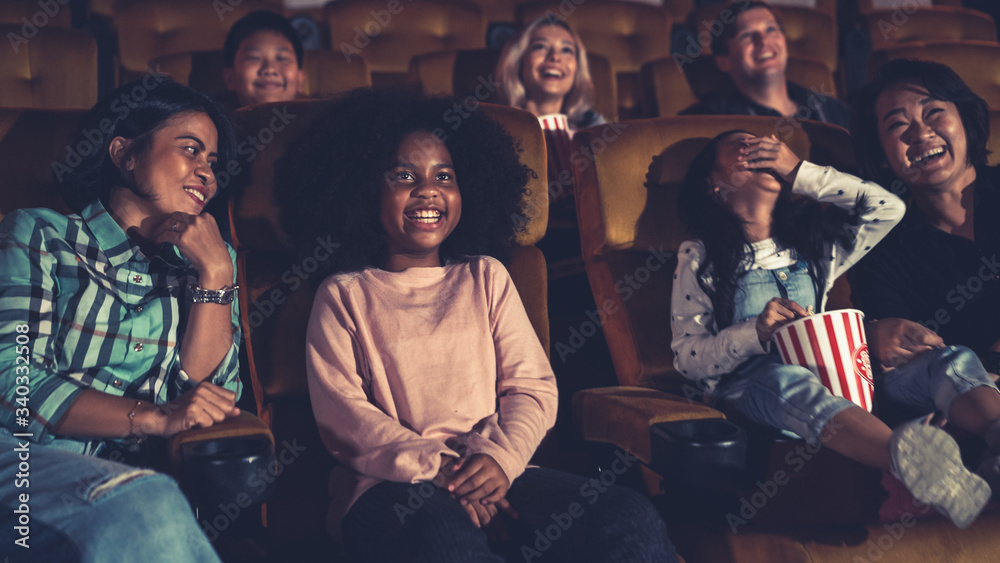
0, 199, 241, 445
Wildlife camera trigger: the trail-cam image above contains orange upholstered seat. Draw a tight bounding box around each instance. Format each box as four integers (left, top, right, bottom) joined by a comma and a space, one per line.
869, 40, 1000, 108
864, 6, 996, 51
325, 0, 486, 85
112, 0, 283, 82
0, 25, 97, 110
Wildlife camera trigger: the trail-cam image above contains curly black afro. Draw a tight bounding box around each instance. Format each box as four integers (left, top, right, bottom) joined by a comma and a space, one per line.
274, 86, 531, 280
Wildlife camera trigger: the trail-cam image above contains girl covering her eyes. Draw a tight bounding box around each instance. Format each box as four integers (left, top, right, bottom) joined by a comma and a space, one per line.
275, 87, 676, 562
672, 129, 994, 529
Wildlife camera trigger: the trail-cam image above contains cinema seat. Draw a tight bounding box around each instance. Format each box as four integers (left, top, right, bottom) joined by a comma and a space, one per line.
571, 114, 1000, 561
227, 99, 549, 547
864, 6, 997, 51
0, 0, 73, 28
407, 48, 618, 122
324, 0, 486, 86
516, 1, 673, 119
0, 25, 97, 110
151, 49, 372, 101
0, 109, 82, 219
857, 0, 962, 14
868, 40, 1000, 108
112, 0, 282, 83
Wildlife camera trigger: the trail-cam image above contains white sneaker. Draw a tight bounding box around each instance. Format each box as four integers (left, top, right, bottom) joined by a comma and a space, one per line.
890, 423, 991, 529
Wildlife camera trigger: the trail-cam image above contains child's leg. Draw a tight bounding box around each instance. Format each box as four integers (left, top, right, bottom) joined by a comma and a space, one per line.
717, 356, 990, 527
341, 480, 501, 563
504, 467, 677, 563
880, 345, 1000, 435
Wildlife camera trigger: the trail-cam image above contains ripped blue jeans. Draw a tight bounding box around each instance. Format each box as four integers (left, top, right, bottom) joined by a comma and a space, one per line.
0, 428, 219, 562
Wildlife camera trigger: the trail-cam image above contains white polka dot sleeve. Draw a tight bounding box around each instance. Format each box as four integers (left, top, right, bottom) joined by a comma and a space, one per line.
670, 240, 766, 393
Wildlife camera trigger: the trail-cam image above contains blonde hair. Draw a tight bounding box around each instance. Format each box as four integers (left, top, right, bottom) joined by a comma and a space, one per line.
495, 16, 596, 127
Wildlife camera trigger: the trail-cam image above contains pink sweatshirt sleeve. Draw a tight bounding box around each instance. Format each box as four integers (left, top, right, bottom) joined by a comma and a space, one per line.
455, 258, 559, 483
305, 279, 455, 484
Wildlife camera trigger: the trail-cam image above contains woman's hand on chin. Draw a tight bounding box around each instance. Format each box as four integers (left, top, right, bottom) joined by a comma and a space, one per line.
153, 212, 233, 286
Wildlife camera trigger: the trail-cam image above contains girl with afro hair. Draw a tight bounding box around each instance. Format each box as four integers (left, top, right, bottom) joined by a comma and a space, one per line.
274, 87, 675, 562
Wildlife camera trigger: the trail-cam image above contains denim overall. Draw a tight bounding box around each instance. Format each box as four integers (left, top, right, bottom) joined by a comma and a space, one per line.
710, 260, 998, 442
709, 260, 857, 444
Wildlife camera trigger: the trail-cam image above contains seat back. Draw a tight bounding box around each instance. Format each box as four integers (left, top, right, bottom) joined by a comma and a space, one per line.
864, 6, 997, 51
407, 48, 618, 121
990, 109, 1000, 167
516, 1, 673, 119
113, 0, 282, 78
858, 0, 962, 13
0, 0, 74, 28
0, 109, 84, 221
0, 25, 97, 109
325, 0, 486, 84
573, 115, 855, 387
152, 49, 373, 100
868, 40, 1000, 108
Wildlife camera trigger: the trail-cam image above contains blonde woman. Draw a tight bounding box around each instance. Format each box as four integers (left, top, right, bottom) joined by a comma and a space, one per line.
496, 16, 605, 253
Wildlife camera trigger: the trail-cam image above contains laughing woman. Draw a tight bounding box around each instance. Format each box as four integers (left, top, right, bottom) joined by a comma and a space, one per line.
0, 80, 241, 562
495, 15, 605, 233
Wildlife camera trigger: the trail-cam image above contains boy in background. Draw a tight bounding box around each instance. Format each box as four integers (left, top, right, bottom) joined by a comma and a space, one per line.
223, 11, 306, 108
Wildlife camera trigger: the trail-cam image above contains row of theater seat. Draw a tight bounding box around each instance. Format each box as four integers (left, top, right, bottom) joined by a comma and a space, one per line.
1, 1, 996, 119
4, 94, 1000, 559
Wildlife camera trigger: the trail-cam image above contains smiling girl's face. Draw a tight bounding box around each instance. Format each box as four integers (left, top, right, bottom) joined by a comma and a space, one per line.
380, 130, 462, 271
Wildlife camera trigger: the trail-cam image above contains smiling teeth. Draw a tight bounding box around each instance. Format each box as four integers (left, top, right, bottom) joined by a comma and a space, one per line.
185, 188, 205, 202
407, 210, 441, 222
913, 147, 945, 163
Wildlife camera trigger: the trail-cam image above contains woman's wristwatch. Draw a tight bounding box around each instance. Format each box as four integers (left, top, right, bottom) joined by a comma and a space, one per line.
188, 283, 239, 304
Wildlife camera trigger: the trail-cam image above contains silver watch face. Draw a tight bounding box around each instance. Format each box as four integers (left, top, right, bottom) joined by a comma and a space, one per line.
189, 285, 238, 304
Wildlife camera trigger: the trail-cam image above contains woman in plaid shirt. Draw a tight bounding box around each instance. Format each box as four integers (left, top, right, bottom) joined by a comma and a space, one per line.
0, 79, 241, 562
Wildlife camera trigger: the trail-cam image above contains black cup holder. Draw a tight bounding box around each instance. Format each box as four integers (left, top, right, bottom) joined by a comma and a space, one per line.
180, 436, 276, 507
650, 418, 747, 489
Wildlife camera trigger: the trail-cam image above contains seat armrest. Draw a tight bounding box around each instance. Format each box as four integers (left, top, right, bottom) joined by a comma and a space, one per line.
169, 411, 274, 471
572, 386, 725, 465
169, 412, 277, 508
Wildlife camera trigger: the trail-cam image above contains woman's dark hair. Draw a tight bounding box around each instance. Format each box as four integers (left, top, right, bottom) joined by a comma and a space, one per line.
275, 86, 531, 278
678, 130, 861, 328
54, 78, 238, 213
852, 58, 990, 191
224, 10, 304, 69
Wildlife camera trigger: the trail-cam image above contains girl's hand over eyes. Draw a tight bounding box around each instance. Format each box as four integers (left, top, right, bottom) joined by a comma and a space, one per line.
740, 135, 802, 183
756, 298, 810, 347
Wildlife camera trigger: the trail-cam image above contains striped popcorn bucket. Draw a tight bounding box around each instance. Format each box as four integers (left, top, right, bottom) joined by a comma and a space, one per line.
772, 309, 875, 411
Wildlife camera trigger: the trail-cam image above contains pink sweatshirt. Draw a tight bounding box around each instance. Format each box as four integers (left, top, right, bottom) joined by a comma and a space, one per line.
305, 256, 558, 531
